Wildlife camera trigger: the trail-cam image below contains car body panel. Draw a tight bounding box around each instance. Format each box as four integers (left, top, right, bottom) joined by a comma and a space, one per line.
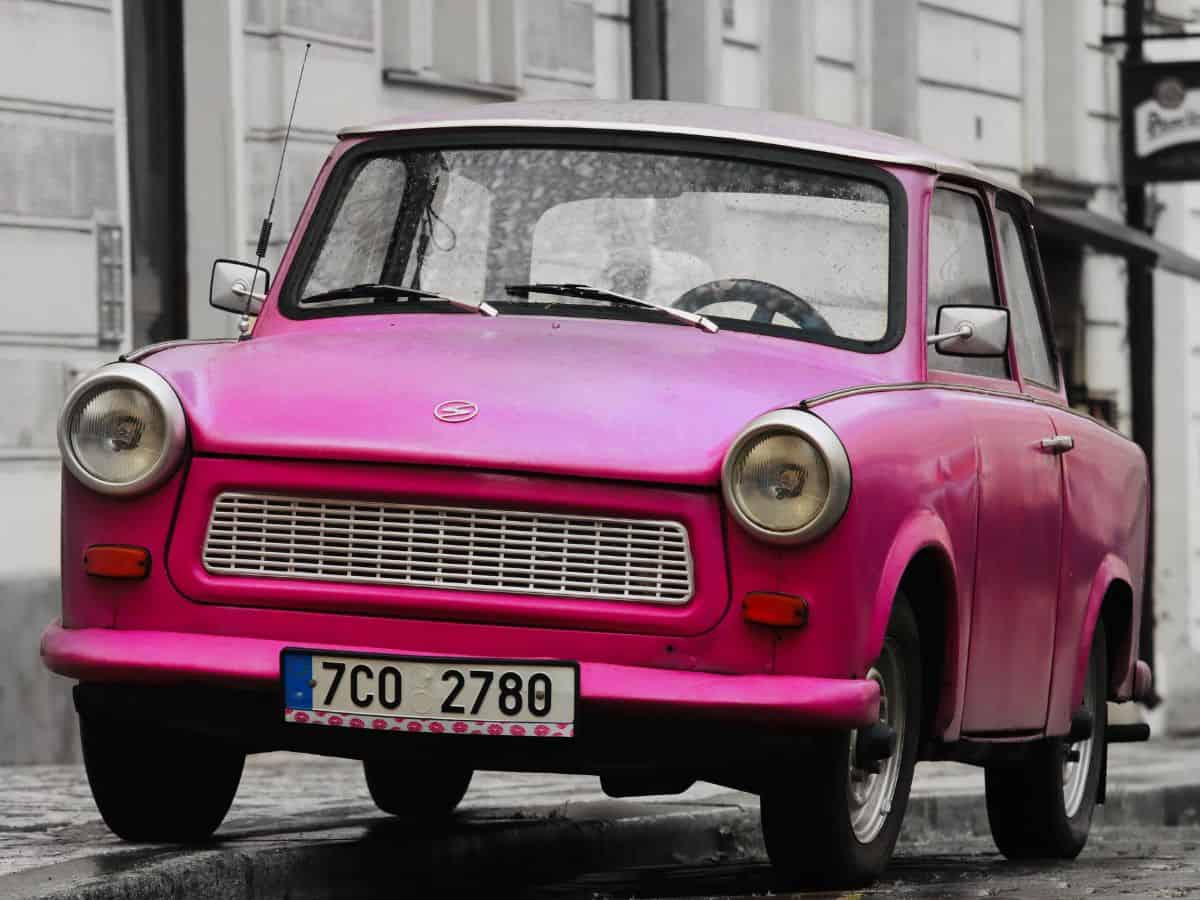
1046, 406, 1148, 732
41, 622, 881, 729
58, 465, 187, 630
957, 392, 1062, 734
794, 387, 980, 740
165, 457, 733, 637
866, 509, 963, 738
142, 316, 901, 486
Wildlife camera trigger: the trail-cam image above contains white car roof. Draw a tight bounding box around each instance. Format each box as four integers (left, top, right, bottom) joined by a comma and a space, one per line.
339, 99, 1032, 203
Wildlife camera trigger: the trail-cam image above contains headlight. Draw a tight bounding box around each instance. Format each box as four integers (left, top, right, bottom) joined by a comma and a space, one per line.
58, 363, 186, 496
721, 409, 851, 544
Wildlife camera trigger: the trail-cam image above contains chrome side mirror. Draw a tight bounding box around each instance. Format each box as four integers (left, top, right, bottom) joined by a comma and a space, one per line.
210, 259, 270, 316
927, 305, 1009, 357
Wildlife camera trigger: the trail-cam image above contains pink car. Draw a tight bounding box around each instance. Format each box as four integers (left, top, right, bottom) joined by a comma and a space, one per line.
43, 101, 1152, 887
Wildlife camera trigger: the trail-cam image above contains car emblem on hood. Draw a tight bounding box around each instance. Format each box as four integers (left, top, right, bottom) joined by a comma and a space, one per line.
434, 400, 479, 423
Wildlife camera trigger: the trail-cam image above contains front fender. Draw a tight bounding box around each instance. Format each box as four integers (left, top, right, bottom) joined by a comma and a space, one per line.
865, 508, 967, 740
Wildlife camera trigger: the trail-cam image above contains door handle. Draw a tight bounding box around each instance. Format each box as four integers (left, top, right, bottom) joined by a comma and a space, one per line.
1040, 435, 1075, 454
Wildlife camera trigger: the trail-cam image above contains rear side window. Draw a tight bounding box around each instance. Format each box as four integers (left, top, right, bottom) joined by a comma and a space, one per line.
996, 205, 1058, 388
926, 188, 1008, 379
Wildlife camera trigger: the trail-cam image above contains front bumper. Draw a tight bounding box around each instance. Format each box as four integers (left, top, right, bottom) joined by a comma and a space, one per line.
42, 621, 879, 730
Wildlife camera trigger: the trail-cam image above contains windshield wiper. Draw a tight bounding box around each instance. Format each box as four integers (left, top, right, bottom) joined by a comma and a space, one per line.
504, 283, 718, 333
299, 283, 497, 317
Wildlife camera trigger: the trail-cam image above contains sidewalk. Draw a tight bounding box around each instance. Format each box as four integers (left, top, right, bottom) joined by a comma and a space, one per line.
1, 739, 1197, 898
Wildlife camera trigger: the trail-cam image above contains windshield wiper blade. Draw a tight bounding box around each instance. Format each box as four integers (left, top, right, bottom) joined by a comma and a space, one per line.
300, 282, 497, 317
504, 282, 718, 333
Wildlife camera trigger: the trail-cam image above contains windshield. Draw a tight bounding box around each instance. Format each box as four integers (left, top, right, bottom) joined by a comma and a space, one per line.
288, 144, 897, 346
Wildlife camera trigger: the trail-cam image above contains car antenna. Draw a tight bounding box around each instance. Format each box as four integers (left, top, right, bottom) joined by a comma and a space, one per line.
239, 41, 311, 339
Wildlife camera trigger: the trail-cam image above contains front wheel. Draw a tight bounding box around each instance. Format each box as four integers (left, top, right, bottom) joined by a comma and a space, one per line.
80, 712, 245, 842
761, 594, 922, 888
984, 620, 1107, 859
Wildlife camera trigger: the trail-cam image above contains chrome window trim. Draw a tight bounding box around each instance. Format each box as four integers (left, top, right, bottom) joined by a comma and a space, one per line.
202, 492, 695, 605
721, 409, 852, 546
57, 362, 188, 496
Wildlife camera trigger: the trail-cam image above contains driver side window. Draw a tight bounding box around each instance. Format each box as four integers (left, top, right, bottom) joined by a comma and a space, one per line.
927, 189, 1009, 379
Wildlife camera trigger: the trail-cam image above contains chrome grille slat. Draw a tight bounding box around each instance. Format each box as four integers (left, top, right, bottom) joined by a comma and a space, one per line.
204, 554, 686, 580
208, 519, 689, 546
202, 492, 694, 604
203, 536, 690, 565
205, 526, 690, 555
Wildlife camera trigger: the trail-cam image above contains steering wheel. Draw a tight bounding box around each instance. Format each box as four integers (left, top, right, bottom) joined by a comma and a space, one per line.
673, 279, 834, 333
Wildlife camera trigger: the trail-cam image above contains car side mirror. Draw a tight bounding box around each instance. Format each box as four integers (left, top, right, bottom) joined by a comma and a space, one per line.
927, 305, 1009, 357
210, 259, 269, 316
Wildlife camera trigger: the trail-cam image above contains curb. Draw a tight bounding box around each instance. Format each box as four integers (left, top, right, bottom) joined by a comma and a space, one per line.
5, 784, 1198, 899
901, 782, 1200, 841
2, 802, 762, 900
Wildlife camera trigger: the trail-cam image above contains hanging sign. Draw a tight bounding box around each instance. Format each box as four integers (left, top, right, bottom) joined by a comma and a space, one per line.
1123, 60, 1200, 183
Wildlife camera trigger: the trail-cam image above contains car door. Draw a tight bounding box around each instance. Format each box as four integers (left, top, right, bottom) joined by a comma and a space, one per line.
926, 186, 1063, 735
994, 195, 1120, 736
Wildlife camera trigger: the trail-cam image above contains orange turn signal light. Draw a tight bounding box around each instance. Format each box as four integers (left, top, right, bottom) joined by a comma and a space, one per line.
84, 545, 150, 579
743, 591, 809, 628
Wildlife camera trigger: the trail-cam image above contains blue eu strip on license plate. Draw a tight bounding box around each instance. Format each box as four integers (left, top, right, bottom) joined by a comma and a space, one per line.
282, 651, 314, 711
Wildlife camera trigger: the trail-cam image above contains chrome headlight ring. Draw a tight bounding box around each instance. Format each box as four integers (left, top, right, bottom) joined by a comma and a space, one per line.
721, 409, 851, 545
57, 362, 187, 496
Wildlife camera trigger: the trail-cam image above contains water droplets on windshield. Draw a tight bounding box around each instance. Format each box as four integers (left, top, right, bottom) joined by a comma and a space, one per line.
294, 146, 892, 345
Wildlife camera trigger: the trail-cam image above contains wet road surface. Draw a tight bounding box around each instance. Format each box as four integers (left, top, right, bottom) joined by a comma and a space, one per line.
528, 827, 1200, 898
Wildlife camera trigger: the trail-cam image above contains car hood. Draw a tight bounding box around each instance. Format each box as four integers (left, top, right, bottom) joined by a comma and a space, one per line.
145, 316, 894, 486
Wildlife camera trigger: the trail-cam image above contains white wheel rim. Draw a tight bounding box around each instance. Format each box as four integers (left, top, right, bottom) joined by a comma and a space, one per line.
848, 641, 906, 844
1062, 658, 1097, 818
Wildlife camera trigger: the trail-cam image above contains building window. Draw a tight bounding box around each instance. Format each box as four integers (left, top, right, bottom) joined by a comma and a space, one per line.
97, 224, 125, 349
382, 0, 521, 97
525, 0, 594, 82
246, 0, 375, 46
720, 0, 762, 107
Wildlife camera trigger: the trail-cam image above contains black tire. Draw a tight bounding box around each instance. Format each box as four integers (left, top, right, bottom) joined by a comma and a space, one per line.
80, 712, 244, 842
985, 620, 1107, 860
761, 593, 922, 889
363, 759, 473, 819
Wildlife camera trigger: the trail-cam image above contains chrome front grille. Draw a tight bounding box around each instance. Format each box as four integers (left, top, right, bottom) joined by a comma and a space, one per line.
202, 492, 694, 604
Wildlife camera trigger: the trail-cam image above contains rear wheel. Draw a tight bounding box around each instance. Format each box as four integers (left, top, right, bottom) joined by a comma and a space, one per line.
363, 759, 473, 820
984, 620, 1107, 859
761, 594, 922, 888
80, 712, 244, 842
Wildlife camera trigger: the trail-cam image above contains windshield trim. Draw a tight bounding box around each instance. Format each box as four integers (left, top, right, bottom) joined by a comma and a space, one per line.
278, 128, 909, 354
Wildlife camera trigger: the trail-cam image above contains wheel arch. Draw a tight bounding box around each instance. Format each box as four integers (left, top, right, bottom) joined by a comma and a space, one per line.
866, 509, 968, 745
1076, 556, 1138, 707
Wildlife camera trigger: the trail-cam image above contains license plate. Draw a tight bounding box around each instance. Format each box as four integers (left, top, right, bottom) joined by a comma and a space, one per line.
282, 651, 577, 738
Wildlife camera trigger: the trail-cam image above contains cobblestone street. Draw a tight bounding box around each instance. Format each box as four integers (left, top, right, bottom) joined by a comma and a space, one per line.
2, 741, 1197, 897
531, 827, 1200, 898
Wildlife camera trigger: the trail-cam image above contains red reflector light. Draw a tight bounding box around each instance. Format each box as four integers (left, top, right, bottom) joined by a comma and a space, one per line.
84, 545, 150, 579
743, 591, 809, 628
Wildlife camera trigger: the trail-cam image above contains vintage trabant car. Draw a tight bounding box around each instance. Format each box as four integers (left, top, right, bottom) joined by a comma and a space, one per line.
44, 100, 1153, 886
